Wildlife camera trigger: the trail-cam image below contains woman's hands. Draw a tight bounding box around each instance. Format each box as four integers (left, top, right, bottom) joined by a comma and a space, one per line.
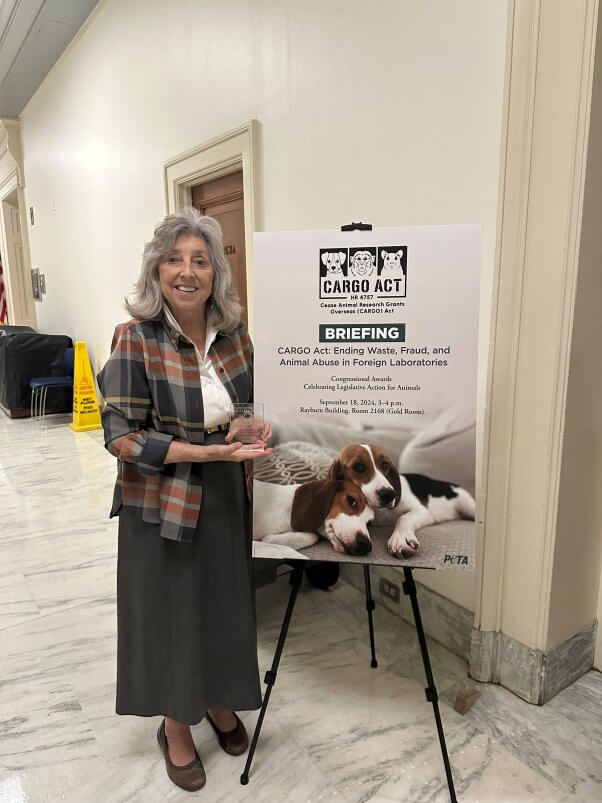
200, 441, 272, 462
224, 418, 272, 453
163, 420, 273, 464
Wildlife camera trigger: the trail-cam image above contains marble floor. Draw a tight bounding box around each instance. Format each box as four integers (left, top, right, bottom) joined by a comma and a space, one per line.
0, 413, 600, 802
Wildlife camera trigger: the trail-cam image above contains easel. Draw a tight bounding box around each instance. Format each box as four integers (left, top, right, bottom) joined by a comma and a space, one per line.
243, 221, 458, 800
241, 562, 458, 802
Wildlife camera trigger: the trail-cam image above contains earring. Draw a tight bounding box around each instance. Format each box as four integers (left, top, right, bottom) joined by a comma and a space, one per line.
208, 294, 215, 310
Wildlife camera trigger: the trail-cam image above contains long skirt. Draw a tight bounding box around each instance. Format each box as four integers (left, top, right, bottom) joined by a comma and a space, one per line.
115, 433, 262, 725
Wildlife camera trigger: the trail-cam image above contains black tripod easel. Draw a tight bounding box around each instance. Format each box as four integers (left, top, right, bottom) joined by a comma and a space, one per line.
240, 561, 458, 802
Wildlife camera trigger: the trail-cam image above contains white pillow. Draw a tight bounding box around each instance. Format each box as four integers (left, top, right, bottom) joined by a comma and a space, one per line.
399, 407, 476, 496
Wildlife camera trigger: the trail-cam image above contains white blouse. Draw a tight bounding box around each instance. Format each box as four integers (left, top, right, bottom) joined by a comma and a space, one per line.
163, 306, 232, 428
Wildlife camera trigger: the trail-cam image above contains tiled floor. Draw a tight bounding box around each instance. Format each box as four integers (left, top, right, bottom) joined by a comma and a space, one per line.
0, 414, 600, 802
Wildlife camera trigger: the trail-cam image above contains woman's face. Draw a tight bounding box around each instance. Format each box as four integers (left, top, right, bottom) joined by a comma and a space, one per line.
158, 234, 214, 320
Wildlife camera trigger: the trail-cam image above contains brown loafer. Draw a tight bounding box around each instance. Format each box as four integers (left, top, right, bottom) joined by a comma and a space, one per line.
206, 711, 249, 756
157, 719, 206, 791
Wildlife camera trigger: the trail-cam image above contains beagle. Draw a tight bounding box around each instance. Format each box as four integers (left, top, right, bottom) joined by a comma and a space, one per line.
330, 444, 475, 558
321, 251, 347, 276
253, 478, 375, 557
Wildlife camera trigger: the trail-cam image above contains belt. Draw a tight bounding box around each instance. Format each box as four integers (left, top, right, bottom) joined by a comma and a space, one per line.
204, 422, 229, 434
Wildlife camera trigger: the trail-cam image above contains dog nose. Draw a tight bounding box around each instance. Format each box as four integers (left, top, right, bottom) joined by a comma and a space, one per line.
348, 533, 372, 556
377, 488, 396, 506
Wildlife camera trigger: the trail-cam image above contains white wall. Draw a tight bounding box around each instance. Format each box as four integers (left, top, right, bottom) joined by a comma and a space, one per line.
20, 0, 508, 611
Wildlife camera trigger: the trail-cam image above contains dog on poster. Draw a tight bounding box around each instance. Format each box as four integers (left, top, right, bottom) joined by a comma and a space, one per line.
253, 477, 375, 557
329, 444, 475, 558
321, 251, 347, 276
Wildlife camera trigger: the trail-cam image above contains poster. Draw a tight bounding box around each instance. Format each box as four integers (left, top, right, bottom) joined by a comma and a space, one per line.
251, 225, 480, 568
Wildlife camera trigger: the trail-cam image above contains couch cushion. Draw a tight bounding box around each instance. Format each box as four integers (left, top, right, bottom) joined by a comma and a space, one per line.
271, 415, 414, 465
301, 519, 475, 569
399, 408, 476, 497
253, 441, 338, 485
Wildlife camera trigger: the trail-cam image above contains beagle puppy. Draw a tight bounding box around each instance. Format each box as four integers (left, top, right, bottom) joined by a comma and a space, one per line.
321, 251, 347, 276
253, 478, 375, 557
330, 444, 475, 558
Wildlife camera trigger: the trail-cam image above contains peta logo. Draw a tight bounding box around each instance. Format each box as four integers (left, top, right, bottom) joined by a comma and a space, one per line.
319, 245, 407, 299
443, 554, 469, 566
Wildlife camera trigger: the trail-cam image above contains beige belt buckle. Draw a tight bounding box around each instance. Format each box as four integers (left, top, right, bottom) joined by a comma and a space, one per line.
205, 423, 225, 434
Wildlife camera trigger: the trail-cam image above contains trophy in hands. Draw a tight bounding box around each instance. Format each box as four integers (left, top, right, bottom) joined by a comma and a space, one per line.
227, 403, 266, 451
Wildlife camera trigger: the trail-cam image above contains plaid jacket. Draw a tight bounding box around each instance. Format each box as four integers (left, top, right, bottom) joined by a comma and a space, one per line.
97, 315, 253, 542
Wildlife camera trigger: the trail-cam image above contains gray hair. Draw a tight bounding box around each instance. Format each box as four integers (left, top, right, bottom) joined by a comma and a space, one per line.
125, 207, 242, 333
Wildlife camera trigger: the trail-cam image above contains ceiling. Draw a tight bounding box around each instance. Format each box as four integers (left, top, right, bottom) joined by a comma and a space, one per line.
0, 0, 99, 118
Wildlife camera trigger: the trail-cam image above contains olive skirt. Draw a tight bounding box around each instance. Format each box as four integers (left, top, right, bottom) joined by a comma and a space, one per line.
115, 433, 262, 725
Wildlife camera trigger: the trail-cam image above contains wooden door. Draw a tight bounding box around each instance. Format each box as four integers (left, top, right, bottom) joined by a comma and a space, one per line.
2, 200, 35, 328
191, 171, 247, 325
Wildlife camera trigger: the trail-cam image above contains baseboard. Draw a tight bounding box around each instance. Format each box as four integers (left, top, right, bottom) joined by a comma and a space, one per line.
339, 563, 473, 662
340, 565, 597, 704
470, 621, 597, 704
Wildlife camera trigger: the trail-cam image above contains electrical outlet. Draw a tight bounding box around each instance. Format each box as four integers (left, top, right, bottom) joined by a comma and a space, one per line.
379, 577, 400, 604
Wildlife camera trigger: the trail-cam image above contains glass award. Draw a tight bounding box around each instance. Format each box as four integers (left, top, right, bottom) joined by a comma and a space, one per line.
228, 403, 265, 450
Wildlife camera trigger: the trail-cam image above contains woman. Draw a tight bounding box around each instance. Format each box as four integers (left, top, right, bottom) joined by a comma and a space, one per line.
97, 208, 271, 792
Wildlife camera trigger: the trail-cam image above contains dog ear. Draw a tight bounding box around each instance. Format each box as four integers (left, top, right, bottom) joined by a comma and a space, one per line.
385, 462, 402, 505
370, 253, 376, 265
291, 479, 340, 532
397, 249, 404, 257
339, 251, 346, 264
321, 252, 329, 266
329, 458, 344, 481
381, 249, 388, 259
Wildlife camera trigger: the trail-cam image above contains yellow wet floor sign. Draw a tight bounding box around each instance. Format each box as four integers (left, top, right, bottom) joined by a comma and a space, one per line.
70, 341, 102, 432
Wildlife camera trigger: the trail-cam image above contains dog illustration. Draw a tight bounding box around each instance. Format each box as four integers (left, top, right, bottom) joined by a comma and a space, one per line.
330, 444, 475, 558
254, 478, 374, 557
321, 251, 347, 276
349, 250, 376, 278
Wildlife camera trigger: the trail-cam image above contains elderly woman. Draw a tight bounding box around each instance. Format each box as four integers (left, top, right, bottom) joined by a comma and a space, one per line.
98, 208, 270, 792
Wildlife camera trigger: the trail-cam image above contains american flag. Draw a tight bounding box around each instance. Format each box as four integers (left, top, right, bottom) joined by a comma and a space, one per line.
0, 252, 7, 323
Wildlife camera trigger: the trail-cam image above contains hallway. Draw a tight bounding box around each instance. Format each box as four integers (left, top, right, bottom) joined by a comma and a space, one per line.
0, 413, 600, 801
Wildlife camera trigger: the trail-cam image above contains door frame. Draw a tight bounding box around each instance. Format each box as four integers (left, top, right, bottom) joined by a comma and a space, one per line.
0, 118, 36, 328
164, 121, 259, 332
471, 0, 600, 694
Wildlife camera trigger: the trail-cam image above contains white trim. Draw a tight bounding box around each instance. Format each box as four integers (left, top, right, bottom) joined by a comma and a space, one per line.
0, 118, 36, 327
536, 0, 598, 646
476, 0, 544, 637
163, 122, 259, 333
473, 0, 599, 664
